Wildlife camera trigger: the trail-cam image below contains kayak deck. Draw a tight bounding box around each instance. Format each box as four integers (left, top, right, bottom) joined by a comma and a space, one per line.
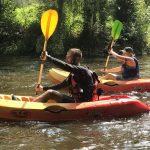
0, 94, 149, 122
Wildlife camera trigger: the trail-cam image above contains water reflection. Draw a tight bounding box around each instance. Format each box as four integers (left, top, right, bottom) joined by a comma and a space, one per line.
0, 55, 150, 149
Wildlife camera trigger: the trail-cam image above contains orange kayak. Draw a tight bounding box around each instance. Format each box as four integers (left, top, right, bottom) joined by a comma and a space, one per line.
0, 94, 149, 122
48, 68, 150, 93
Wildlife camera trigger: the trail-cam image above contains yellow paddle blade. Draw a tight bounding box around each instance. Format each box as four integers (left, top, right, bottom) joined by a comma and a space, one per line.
41, 9, 58, 41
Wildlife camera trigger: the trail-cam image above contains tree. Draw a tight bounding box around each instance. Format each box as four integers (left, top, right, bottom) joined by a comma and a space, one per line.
114, 0, 148, 54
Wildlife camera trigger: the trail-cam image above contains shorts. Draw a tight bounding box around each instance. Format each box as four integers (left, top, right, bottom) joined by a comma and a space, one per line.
62, 94, 75, 103
62, 94, 91, 103
116, 75, 123, 80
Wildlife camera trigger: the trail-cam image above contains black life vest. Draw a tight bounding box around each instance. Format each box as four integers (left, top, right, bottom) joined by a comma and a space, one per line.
69, 71, 101, 102
122, 57, 140, 79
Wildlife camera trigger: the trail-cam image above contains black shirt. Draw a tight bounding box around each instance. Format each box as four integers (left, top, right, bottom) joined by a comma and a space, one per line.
43, 55, 95, 101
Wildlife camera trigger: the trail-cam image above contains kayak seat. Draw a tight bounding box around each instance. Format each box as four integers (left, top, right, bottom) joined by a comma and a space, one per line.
11, 95, 33, 101
29, 97, 34, 101
21, 97, 30, 101
4, 95, 12, 100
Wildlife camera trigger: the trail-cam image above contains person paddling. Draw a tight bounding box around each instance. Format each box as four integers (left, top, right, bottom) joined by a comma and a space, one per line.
33, 48, 101, 103
101, 47, 140, 80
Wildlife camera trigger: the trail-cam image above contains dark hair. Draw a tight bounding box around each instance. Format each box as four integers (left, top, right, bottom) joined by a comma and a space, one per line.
68, 48, 82, 65
119, 47, 135, 56
124, 47, 135, 55
118, 50, 124, 55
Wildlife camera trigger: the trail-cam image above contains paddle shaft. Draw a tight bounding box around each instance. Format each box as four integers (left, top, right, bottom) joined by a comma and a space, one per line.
104, 39, 115, 71
37, 40, 47, 85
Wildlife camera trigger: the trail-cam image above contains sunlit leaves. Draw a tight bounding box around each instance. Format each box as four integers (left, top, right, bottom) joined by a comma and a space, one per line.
0, 0, 150, 55
63, 1, 84, 37
13, 4, 42, 28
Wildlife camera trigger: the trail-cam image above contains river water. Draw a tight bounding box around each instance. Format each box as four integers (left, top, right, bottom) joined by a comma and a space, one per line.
0, 55, 150, 150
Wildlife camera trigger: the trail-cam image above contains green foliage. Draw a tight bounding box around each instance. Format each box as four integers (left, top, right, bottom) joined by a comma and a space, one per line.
13, 4, 43, 28
63, 1, 84, 38
145, 5, 150, 52
0, 0, 149, 56
0, 1, 43, 55
36, 31, 64, 56
114, 0, 149, 54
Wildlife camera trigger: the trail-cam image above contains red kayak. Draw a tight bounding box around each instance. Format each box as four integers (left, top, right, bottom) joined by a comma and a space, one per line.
48, 68, 150, 93
0, 94, 149, 122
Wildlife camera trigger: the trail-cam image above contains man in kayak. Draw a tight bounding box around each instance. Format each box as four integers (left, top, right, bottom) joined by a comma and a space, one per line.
34, 48, 101, 103
101, 47, 140, 80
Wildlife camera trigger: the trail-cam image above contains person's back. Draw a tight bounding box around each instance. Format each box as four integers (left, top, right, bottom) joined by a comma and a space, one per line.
121, 57, 139, 80
68, 65, 98, 102
34, 48, 99, 103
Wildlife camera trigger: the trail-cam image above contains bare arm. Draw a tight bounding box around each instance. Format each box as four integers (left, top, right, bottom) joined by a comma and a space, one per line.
101, 66, 121, 73
110, 49, 136, 67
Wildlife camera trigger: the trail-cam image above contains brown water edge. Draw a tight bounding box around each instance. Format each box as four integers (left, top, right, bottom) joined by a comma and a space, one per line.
0, 55, 150, 150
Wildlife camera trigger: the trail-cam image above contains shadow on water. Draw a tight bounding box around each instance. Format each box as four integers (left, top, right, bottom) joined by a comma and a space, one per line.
0, 55, 150, 149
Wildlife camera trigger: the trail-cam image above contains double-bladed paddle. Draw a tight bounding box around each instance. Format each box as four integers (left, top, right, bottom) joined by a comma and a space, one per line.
36, 9, 58, 93
104, 20, 123, 71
